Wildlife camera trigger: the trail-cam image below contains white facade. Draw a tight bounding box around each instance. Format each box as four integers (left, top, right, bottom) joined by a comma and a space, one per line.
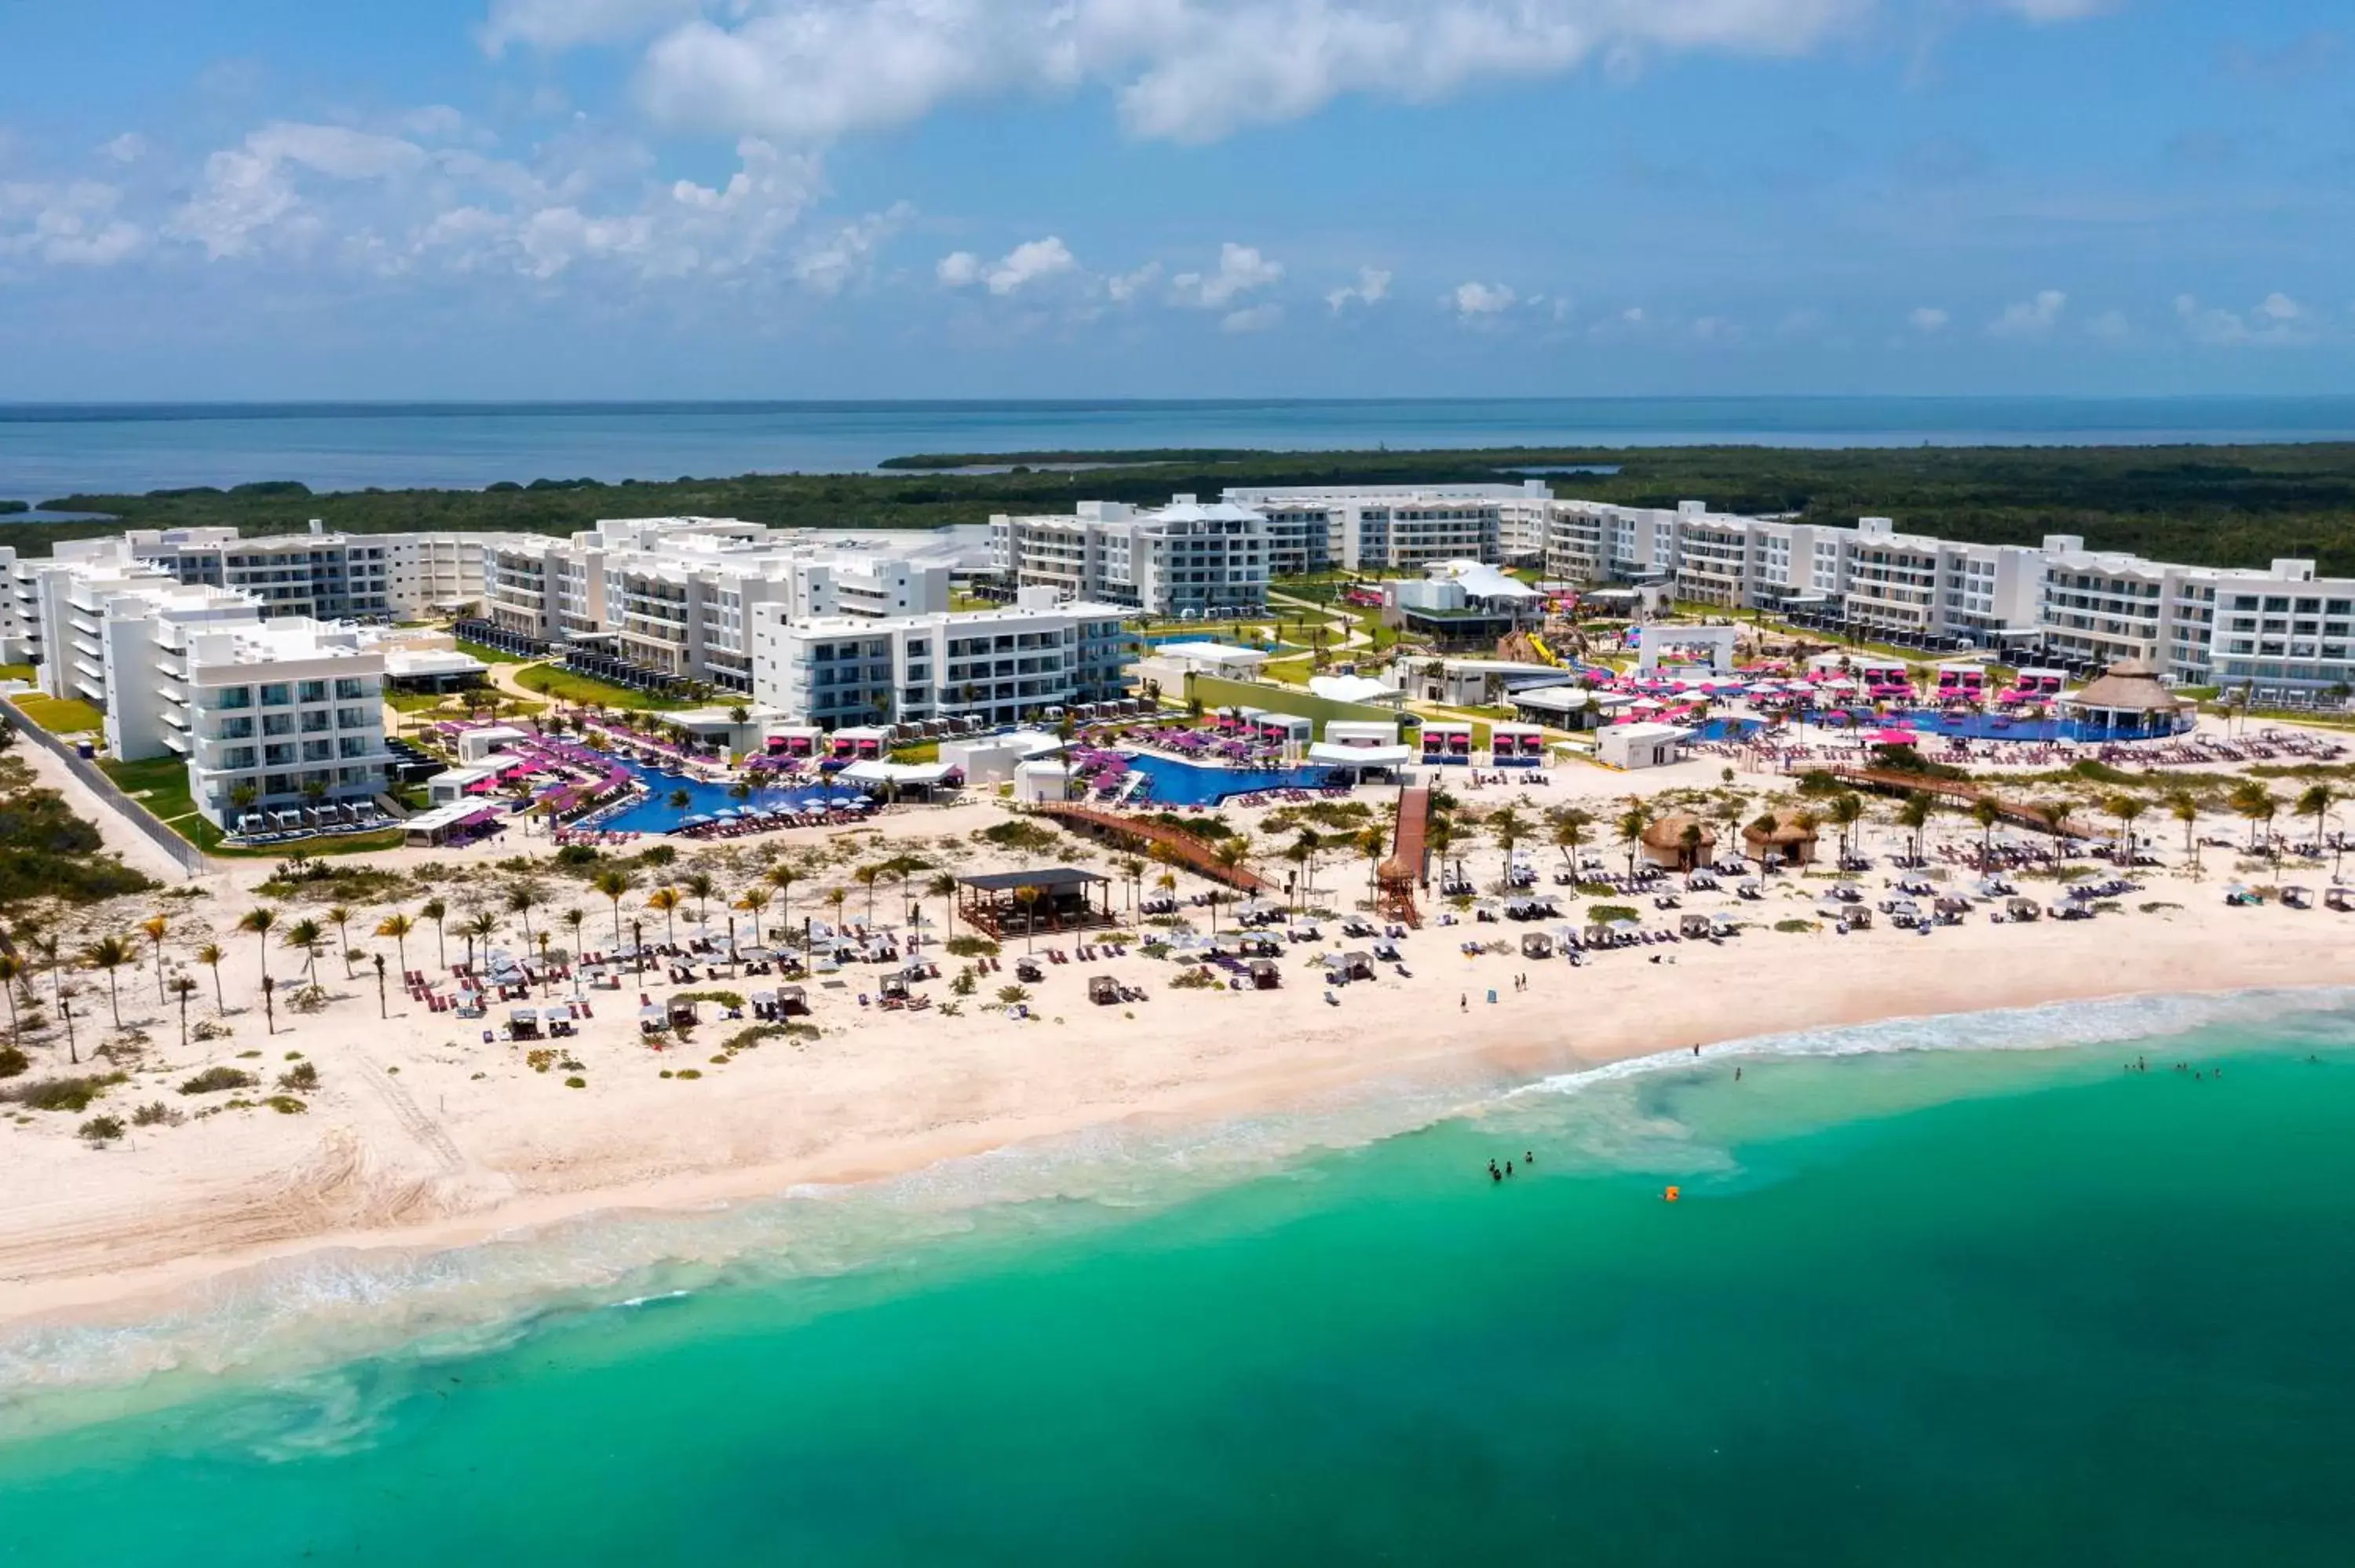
122, 522, 519, 621
28, 552, 389, 826
750, 589, 1130, 729
1223, 481, 1548, 568
990, 496, 1269, 616
479, 516, 957, 690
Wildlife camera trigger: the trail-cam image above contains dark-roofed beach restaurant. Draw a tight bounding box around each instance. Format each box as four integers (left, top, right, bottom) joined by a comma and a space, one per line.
955, 868, 1114, 940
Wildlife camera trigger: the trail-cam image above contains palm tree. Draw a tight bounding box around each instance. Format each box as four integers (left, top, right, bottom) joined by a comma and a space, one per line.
2104, 794, 2148, 864
646, 885, 683, 949
1615, 801, 1652, 879
420, 897, 449, 970
283, 919, 324, 987
326, 906, 356, 978
2166, 789, 2201, 869
666, 788, 692, 812
1112, 855, 1146, 922
853, 863, 884, 923
560, 907, 586, 961
196, 942, 225, 1012
375, 913, 415, 977
1550, 807, 1594, 875
170, 975, 197, 1050
506, 884, 542, 947
823, 886, 850, 933
1488, 807, 1528, 885
734, 885, 772, 945
0, 951, 24, 1046
926, 871, 959, 935
2229, 781, 2278, 859
592, 869, 637, 950
1013, 884, 1044, 950
238, 906, 279, 983
763, 862, 803, 931
461, 910, 499, 968
1826, 793, 1866, 862
1356, 824, 1388, 901
1895, 791, 1933, 864
2295, 783, 2338, 877
1747, 811, 1782, 877
1971, 797, 2003, 858
31, 932, 62, 1014
685, 872, 717, 931
138, 912, 170, 1001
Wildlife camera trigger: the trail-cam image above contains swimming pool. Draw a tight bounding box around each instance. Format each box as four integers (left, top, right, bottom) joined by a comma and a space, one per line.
1122, 752, 1335, 807
583, 753, 865, 834
1879, 709, 2193, 743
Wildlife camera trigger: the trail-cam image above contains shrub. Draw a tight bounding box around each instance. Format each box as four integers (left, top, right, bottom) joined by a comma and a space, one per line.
1575, 882, 1618, 898
78, 1115, 125, 1144
131, 1100, 181, 1127
192, 1018, 232, 1041
179, 1066, 257, 1096
277, 1061, 320, 1091
263, 1094, 308, 1114
1774, 918, 1818, 934
564, 1076, 586, 1088
944, 935, 999, 958
1587, 905, 1640, 924
1168, 966, 1221, 990
676, 1068, 702, 1080
2, 1072, 127, 1112
0, 1045, 27, 1080
673, 989, 744, 1009
995, 985, 1031, 1005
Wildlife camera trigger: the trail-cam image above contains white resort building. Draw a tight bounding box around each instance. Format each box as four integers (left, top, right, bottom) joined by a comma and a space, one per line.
989, 497, 1270, 617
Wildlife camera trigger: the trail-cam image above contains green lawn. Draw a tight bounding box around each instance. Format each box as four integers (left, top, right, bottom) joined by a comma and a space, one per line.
515, 663, 696, 711
98, 756, 407, 858
9, 692, 105, 734
452, 636, 534, 665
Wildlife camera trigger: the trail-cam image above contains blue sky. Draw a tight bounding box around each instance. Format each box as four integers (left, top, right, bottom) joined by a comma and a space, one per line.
2, 0, 2350, 399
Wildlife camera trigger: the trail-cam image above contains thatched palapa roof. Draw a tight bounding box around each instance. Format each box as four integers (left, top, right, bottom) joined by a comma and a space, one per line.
2065, 660, 2189, 714
1640, 812, 1718, 851
1742, 811, 1820, 848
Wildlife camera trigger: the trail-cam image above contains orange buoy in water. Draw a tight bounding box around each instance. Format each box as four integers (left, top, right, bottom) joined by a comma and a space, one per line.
1663, 1185, 1681, 1203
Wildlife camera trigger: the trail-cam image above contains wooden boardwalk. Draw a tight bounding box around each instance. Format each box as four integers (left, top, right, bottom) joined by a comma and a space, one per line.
1809, 764, 2081, 836
1027, 803, 1271, 894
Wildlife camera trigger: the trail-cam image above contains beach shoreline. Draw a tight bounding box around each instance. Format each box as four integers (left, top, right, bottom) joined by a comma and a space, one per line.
3, 924, 2344, 1341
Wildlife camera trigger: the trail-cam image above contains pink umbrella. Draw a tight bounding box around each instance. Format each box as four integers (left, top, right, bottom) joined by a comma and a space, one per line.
1870, 728, 1919, 746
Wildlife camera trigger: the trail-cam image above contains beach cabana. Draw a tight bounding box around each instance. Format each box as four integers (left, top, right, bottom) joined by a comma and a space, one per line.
1247, 957, 1282, 990
1488, 723, 1545, 767
1638, 813, 1718, 872
1741, 811, 1820, 869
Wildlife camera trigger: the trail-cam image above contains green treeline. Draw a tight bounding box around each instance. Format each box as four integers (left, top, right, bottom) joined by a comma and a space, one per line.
7, 442, 2353, 575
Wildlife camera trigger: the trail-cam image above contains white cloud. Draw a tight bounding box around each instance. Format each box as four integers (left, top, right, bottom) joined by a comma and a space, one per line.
1908, 305, 1948, 333
1988, 288, 2066, 338
1220, 302, 1283, 334
937, 250, 981, 286
1105, 261, 1162, 303
790, 202, 915, 295
1172, 242, 1281, 308
2083, 308, 2130, 344
0, 181, 145, 266
1325, 264, 1391, 312
484, 0, 705, 55
98, 133, 148, 164
1448, 280, 1516, 318
601, 0, 2095, 147
989, 235, 1076, 294
2174, 292, 2317, 348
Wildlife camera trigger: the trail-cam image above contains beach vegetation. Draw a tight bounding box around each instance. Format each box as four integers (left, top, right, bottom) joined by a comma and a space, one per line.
564, 1076, 586, 1088
977, 820, 1061, 855
1773, 918, 1819, 934
178, 1066, 256, 1096
0, 755, 157, 904
264, 1095, 308, 1114
277, 1061, 319, 1091
1167, 967, 1221, 990
1587, 904, 1640, 923
131, 1100, 182, 1126
675, 1068, 702, 1080
3, 1071, 128, 1112
672, 989, 743, 1009
78, 1114, 125, 1144
944, 935, 999, 958
995, 984, 1031, 1005
0, 1045, 24, 1078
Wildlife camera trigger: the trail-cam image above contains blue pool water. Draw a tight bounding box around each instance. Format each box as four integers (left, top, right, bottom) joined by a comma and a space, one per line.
587, 753, 865, 834
1688, 717, 1764, 742
1123, 752, 1334, 806
1860, 709, 2187, 743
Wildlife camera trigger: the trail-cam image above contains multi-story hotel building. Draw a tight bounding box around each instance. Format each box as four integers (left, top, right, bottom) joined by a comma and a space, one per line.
119, 522, 523, 622
989, 497, 1269, 616
476, 517, 959, 691
27, 552, 390, 827
750, 589, 1130, 728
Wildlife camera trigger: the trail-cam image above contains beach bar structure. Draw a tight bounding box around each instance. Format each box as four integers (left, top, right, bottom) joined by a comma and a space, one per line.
954, 867, 1115, 940
2060, 659, 2196, 738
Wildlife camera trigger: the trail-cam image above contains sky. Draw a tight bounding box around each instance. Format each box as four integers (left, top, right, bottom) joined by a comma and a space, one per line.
2, 0, 2352, 400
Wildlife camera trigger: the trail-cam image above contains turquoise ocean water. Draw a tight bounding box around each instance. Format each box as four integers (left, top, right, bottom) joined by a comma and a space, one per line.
7, 395, 2355, 499
2, 990, 2353, 1564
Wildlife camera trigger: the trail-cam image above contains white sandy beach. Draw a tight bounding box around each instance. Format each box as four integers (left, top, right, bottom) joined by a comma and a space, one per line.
1, 718, 2348, 1333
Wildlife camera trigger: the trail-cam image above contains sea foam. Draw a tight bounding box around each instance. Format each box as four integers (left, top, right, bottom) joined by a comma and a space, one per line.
2, 986, 2350, 1439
